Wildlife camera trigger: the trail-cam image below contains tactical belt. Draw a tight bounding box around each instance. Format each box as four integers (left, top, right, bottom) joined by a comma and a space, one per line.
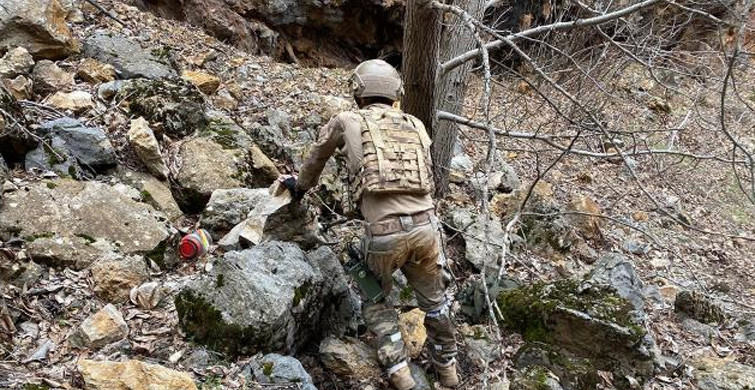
368, 210, 433, 236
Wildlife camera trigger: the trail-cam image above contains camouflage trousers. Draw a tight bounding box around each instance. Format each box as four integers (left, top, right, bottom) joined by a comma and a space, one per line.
361, 217, 457, 375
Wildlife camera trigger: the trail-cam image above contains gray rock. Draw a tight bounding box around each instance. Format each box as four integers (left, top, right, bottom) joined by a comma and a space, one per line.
514, 342, 598, 390
201, 188, 270, 238
446, 207, 505, 272
0, 179, 170, 270
409, 363, 432, 390
681, 317, 716, 339
0, 254, 43, 288
691, 356, 755, 390
252, 353, 316, 390
173, 137, 247, 213
39, 117, 117, 171
470, 164, 520, 197
27, 234, 117, 270
175, 242, 329, 357
0, 0, 80, 60
675, 290, 726, 325
97, 80, 128, 100
117, 168, 183, 221
0, 47, 34, 78
587, 252, 652, 311
512, 366, 564, 390
30, 60, 74, 94
25, 135, 82, 177
69, 304, 129, 350
83, 32, 176, 79
181, 349, 212, 372
735, 320, 755, 343
461, 324, 501, 369
450, 153, 473, 172
307, 246, 361, 337
622, 240, 651, 255
246, 121, 294, 163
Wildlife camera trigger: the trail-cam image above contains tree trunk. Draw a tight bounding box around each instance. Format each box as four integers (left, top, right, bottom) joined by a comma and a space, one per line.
433, 0, 486, 196
401, 0, 442, 142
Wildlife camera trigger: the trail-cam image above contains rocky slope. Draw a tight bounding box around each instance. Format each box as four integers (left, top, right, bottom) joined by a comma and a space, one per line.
0, 0, 754, 390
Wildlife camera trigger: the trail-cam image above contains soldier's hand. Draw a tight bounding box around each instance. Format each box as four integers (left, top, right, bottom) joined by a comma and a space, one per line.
277, 174, 304, 201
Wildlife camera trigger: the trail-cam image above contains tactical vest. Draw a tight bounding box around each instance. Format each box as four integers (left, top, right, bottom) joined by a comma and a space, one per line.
349, 107, 434, 205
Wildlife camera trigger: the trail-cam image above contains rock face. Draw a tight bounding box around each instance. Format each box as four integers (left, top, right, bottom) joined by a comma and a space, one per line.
119, 79, 207, 137
83, 32, 176, 79
251, 353, 316, 390
0, 47, 35, 79
0, 0, 80, 59
0, 179, 170, 269
31, 60, 74, 94
319, 336, 381, 379
173, 137, 248, 212
497, 277, 656, 385
69, 304, 128, 349
90, 253, 149, 304
175, 241, 329, 357
78, 359, 198, 390
127, 117, 169, 179
691, 356, 755, 390
26, 117, 116, 175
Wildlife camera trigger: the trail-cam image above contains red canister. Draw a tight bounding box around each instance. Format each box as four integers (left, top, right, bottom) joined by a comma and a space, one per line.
179, 229, 212, 260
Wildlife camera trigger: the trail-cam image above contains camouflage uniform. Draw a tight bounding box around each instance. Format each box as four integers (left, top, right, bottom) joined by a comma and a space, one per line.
296, 103, 458, 376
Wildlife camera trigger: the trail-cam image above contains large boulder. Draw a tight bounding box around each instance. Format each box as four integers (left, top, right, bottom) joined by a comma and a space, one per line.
174, 241, 329, 357
0, 47, 34, 79
0, 0, 80, 60
0, 179, 170, 269
83, 32, 176, 79
118, 78, 207, 137
172, 137, 248, 212
26, 117, 116, 176
497, 277, 656, 387
78, 359, 197, 390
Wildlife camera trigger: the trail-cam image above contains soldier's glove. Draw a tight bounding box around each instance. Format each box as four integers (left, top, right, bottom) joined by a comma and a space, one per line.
281, 176, 305, 201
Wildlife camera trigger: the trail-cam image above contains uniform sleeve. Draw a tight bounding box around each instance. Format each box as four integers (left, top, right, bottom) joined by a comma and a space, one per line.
296, 114, 345, 191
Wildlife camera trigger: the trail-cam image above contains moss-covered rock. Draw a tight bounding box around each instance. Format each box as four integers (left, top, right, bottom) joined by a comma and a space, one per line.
511, 366, 564, 390
675, 290, 726, 325
515, 342, 599, 390
118, 79, 207, 137
497, 278, 655, 385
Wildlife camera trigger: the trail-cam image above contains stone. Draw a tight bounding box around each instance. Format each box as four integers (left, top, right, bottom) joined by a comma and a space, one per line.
34, 117, 117, 171
248, 144, 280, 185
181, 70, 221, 94
118, 168, 182, 221
69, 304, 128, 349
2, 75, 33, 100
173, 137, 246, 211
735, 320, 755, 343
319, 336, 381, 380
566, 194, 603, 240
398, 309, 427, 359
587, 252, 653, 311
511, 366, 564, 390
31, 60, 73, 94
622, 240, 651, 255
118, 79, 207, 137
46, 90, 95, 112
497, 278, 656, 383
90, 253, 149, 304
690, 356, 755, 390
675, 290, 726, 324
130, 282, 168, 310
76, 58, 116, 83
78, 359, 197, 390
174, 241, 329, 357
470, 164, 520, 198
251, 353, 316, 390
0, 257, 43, 288
0, 179, 170, 269
0, 0, 80, 60
27, 234, 117, 270
83, 32, 176, 79
0, 47, 34, 78
127, 117, 169, 180
514, 342, 598, 390
201, 188, 271, 238
681, 317, 716, 339
459, 324, 501, 369
97, 79, 127, 100
446, 207, 505, 272
247, 121, 294, 163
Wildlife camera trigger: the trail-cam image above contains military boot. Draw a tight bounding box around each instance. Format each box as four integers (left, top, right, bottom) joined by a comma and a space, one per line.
389, 365, 416, 390
435, 361, 459, 387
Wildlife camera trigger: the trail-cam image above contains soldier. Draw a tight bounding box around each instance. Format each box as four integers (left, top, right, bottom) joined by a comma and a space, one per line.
280, 59, 458, 390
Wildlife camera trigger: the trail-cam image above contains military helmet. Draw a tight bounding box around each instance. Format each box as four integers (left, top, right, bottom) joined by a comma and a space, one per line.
350, 59, 403, 101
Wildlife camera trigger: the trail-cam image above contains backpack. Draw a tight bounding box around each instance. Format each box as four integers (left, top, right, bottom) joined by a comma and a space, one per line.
349, 107, 434, 205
